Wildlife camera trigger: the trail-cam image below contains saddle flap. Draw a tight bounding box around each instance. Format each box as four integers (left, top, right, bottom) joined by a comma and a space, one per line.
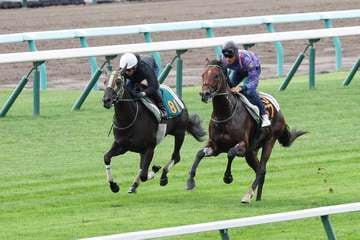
160, 84, 184, 118
237, 92, 280, 124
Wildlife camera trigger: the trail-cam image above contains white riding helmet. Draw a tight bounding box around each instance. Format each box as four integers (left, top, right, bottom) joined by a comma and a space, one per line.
119, 53, 138, 69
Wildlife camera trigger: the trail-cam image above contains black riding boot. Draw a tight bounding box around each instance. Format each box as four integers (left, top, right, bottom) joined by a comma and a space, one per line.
157, 101, 168, 122
149, 90, 168, 121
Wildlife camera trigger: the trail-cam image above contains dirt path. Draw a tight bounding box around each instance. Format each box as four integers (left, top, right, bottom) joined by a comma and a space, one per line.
0, 0, 359, 89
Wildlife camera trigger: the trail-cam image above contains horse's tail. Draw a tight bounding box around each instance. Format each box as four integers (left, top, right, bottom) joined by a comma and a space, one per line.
187, 113, 207, 142
278, 124, 307, 147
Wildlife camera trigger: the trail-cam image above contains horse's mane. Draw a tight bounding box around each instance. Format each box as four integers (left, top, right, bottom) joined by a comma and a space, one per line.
207, 59, 223, 67
207, 59, 228, 80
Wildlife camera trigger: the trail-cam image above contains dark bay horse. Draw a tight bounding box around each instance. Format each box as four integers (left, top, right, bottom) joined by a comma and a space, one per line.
102, 71, 206, 193
186, 59, 306, 203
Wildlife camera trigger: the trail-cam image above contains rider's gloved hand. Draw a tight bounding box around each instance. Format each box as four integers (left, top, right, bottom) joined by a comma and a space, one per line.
230, 86, 242, 93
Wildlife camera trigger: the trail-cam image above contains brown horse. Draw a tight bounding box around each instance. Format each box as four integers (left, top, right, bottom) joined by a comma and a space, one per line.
103, 71, 206, 193
186, 59, 306, 203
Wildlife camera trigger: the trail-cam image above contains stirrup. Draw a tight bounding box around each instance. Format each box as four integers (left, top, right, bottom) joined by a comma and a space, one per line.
160, 110, 168, 122
261, 115, 271, 127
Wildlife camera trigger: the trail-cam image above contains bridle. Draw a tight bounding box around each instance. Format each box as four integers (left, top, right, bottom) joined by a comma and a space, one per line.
203, 64, 229, 95
202, 63, 238, 123
105, 71, 139, 130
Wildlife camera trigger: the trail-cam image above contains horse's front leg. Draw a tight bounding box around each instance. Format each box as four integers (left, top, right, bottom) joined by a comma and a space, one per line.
186, 146, 215, 190
104, 141, 127, 193
223, 141, 247, 184
223, 154, 235, 184
160, 132, 185, 186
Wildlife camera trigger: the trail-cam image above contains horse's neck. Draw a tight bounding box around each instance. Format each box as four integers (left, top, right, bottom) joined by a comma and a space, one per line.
212, 91, 235, 117
114, 92, 138, 123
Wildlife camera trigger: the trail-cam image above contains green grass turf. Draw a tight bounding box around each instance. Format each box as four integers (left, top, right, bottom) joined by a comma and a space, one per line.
0, 71, 359, 239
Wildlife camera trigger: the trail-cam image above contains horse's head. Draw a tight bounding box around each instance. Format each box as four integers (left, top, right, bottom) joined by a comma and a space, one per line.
102, 70, 126, 109
200, 59, 228, 103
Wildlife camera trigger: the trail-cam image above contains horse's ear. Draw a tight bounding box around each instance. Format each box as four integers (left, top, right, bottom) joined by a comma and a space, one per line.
205, 58, 210, 66
119, 63, 128, 76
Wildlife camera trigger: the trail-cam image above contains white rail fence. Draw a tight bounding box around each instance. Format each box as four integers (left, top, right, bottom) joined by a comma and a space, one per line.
80, 202, 360, 240
0, 9, 359, 80
0, 26, 359, 117
1, 26, 359, 64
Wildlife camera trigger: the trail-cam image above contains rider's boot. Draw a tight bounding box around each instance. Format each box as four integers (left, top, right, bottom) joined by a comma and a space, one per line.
157, 102, 168, 122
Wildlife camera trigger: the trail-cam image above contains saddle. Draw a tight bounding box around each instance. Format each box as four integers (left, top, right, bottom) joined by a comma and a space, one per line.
140, 84, 184, 123
140, 85, 184, 144
235, 92, 280, 124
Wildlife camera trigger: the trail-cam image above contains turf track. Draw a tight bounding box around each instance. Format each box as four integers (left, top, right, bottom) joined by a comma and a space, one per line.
0, 72, 359, 239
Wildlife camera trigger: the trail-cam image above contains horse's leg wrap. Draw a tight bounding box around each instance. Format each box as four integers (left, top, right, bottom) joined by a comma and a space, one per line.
105, 165, 114, 182
106, 165, 119, 193
241, 187, 255, 204
228, 141, 246, 158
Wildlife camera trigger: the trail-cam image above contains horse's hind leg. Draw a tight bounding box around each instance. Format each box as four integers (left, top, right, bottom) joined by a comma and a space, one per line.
128, 153, 161, 193
255, 139, 276, 201
104, 141, 127, 193
186, 146, 214, 190
160, 132, 185, 186
241, 151, 259, 203
241, 139, 276, 203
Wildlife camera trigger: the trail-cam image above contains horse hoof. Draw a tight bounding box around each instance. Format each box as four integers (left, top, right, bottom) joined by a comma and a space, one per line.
186, 178, 196, 190
223, 174, 233, 184
241, 194, 251, 204
128, 182, 138, 194
109, 181, 120, 193
152, 165, 161, 173
160, 177, 168, 186
140, 174, 148, 182
241, 190, 254, 204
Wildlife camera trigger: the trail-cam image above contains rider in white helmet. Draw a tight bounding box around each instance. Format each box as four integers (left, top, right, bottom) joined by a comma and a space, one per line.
119, 52, 138, 70
119, 52, 167, 120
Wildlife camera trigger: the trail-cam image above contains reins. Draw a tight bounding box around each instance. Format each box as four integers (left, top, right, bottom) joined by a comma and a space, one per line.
211, 97, 238, 123
112, 100, 139, 130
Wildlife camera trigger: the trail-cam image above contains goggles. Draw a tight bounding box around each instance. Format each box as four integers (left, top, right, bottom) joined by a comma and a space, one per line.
222, 49, 235, 58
